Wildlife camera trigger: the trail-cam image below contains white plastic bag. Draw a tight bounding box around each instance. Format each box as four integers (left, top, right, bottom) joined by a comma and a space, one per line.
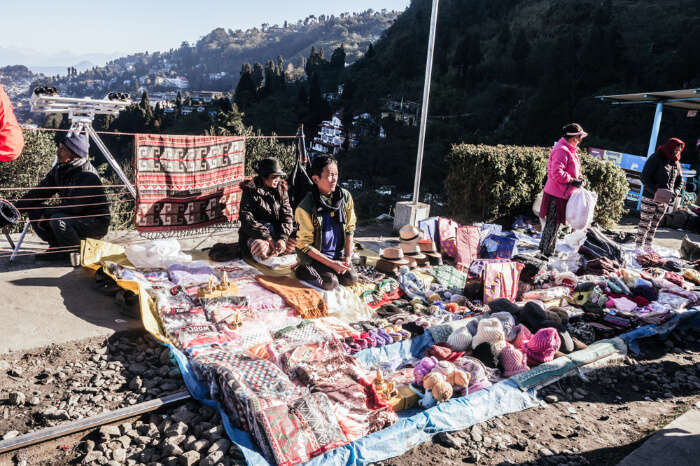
125, 239, 192, 268
532, 191, 544, 217
566, 188, 597, 230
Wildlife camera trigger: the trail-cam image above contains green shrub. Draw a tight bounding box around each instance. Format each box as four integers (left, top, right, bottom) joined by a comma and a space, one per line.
446, 144, 628, 228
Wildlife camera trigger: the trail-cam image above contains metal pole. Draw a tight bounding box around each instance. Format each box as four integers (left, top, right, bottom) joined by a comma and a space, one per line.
411, 0, 440, 205
86, 125, 137, 199
637, 101, 664, 210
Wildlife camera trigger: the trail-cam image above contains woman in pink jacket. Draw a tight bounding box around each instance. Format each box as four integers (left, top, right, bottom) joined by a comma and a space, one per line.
538, 123, 587, 256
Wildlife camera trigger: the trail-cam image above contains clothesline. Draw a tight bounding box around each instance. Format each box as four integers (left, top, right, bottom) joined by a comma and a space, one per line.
24, 212, 112, 223
0, 248, 80, 259
10, 191, 130, 202
0, 184, 127, 191
21, 126, 300, 139
16, 199, 132, 211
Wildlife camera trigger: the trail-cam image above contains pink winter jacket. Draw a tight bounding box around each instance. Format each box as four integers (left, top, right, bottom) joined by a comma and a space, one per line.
543, 138, 581, 200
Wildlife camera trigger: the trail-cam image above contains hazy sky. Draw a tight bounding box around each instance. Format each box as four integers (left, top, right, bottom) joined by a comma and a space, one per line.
3, 0, 410, 56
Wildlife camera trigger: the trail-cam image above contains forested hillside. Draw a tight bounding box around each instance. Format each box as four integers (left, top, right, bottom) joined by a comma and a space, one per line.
336, 0, 700, 193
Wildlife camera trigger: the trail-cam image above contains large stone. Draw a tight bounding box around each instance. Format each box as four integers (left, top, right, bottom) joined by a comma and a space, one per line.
435, 432, 463, 449
171, 405, 196, 424
112, 448, 127, 464
179, 451, 201, 466
208, 438, 231, 453
200, 451, 225, 466
129, 376, 143, 390
191, 439, 211, 453
2, 430, 19, 440
8, 391, 25, 406
161, 442, 183, 457
164, 421, 189, 437
99, 425, 122, 439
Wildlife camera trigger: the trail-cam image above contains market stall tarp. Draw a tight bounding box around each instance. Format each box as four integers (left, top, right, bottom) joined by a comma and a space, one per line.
80, 238, 700, 466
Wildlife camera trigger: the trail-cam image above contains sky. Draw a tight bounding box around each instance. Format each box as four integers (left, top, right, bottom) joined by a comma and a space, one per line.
1, 0, 410, 66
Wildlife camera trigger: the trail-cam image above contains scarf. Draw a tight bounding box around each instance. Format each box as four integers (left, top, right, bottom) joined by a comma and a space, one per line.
312, 185, 346, 225
255, 275, 328, 319
659, 137, 684, 163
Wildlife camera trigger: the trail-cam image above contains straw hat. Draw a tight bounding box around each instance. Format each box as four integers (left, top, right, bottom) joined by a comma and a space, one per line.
399, 225, 423, 243
418, 239, 443, 265
379, 247, 410, 266
401, 243, 428, 266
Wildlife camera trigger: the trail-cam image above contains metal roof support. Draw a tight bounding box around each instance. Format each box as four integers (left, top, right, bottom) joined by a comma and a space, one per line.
637, 101, 664, 210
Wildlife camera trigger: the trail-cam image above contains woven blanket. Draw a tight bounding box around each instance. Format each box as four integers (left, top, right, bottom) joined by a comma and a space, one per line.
134, 134, 245, 233
256, 276, 328, 319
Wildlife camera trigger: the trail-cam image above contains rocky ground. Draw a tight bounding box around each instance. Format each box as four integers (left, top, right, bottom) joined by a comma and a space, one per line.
1, 328, 699, 466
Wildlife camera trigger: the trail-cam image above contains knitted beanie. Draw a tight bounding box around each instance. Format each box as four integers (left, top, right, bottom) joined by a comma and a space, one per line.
472, 318, 506, 349
499, 345, 530, 378
447, 326, 472, 352
548, 307, 570, 326
631, 285, 659, 302
490, 311, 517, 341
511, 324, 532, 350
487, 298, 522, 318
523, 328, 561, 365
466, 315, 482, 336
413, 356, 438, 384
458, 357, 492, 393
472, 342, 500, 368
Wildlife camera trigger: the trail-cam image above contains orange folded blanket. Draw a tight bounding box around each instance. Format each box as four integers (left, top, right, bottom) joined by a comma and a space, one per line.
255, 275, 328, 319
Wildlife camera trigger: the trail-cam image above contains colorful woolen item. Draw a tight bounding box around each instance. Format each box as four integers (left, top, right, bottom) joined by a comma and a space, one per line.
523, 328, 561, 365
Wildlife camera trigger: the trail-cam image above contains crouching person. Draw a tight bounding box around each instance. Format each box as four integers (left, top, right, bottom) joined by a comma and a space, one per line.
294, 155, 358, 290
238, 157, 296, 260
15, 132, 110, 261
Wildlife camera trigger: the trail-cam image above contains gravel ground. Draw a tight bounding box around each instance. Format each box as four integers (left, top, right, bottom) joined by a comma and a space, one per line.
1, 328, 699, 466
0, 331, 186, 440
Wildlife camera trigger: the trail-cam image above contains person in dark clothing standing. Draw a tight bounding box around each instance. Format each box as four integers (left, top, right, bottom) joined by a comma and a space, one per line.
238, 158, 295, 260
636, 137, 685, 252
15, 132, 110, 260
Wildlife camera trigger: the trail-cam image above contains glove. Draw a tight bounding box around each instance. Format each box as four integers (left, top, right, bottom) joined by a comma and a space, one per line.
570, 179, 583, 187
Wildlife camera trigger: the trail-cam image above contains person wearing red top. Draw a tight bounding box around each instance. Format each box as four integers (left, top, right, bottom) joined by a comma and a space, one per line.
538, 123, 587, 257
0, 84, 24, 161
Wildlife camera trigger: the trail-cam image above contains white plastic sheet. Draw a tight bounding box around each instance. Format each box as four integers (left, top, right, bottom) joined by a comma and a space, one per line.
125, 239, 192, 268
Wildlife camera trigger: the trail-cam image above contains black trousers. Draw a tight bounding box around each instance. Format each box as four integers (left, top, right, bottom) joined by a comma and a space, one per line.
28, 210, 109, 247
295, 259, 358, 291
539, 197, 561, 257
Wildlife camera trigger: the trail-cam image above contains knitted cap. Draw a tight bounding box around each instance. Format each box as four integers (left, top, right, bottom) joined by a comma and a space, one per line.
523, 328, 561, 365
63, 132, 89, 158
457, 356, 492, 393
487, 298, 522, 318
499, 345, 530, 377
511, 324, 532, 350
466, 316, 482, 336
472, 318, 506, 349
490, 312, 517, 341
472, 342, 500, 368
447, 327, 472, 352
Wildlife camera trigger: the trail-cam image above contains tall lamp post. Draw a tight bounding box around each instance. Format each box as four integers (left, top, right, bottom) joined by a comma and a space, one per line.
393, 0, 439, 231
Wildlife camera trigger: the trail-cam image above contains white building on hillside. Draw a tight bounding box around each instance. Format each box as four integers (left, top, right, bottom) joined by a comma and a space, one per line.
309, 114, 345, 156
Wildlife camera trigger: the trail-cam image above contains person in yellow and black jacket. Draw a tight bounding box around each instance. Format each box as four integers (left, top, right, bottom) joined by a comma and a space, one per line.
294, 154, 358, 290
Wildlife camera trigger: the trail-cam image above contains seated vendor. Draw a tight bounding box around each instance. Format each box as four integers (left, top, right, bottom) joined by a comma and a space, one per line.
238, 157, 295, 260
15, 132, 110, 261
295, 154, 358, 290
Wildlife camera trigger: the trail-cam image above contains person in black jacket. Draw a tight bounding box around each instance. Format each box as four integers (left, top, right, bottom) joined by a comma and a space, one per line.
636, 137, 685, 251
238, 158, 295, 259
15, 132, 110, 260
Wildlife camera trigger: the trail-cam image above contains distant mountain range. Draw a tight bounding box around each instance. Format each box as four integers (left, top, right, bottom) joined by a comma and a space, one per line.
0, 47, 120, 74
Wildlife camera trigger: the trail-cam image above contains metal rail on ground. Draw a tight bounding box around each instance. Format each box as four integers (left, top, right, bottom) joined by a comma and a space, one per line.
0, 390, 191, 455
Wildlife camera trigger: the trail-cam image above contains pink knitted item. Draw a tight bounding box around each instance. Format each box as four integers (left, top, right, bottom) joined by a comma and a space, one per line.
471, 318, 506, 349
499, 345, 530, 377
511, 324, 532, 350
523, 328, 561, 365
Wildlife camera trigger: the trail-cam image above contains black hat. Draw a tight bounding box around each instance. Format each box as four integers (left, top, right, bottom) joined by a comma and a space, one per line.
256, 158, 286, 177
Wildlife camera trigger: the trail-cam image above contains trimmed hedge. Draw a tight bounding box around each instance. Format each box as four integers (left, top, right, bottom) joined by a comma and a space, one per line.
446, 144, 628, 228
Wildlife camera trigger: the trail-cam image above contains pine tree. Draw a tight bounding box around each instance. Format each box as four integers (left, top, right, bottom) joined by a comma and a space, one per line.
252, 62, 264, 90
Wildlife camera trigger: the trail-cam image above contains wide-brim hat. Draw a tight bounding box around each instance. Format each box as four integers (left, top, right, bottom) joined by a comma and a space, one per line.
375, 258, 402, 274
256, 157, 286, 177
380, 247, 410, 266
400, 243, 427, 260
399, 224, 423, 243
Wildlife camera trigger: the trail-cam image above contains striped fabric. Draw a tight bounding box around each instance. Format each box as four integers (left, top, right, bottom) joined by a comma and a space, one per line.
636, 196, 667, 248
248, 237, 296, 259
